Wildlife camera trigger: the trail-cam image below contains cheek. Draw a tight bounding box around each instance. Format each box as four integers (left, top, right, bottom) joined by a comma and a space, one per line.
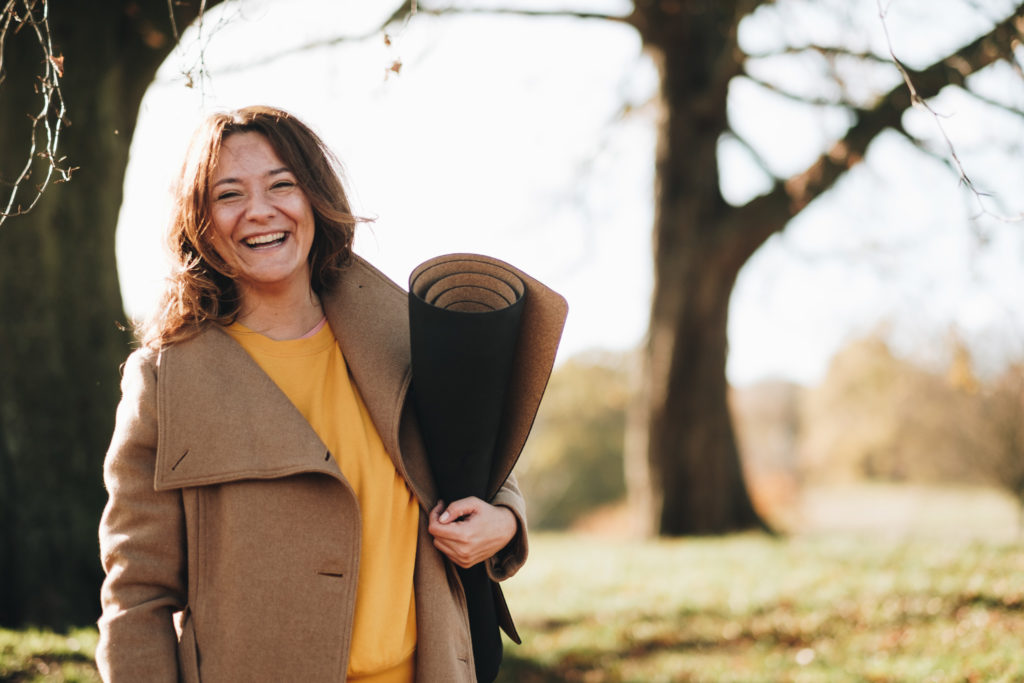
208, 207, 230, 238
294, 202, 316, 243
209, 206, 238, 240
205, 211, 236, 261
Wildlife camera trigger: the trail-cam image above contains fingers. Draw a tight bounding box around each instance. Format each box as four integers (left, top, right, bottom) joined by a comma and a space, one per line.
429, 499, 445, 524
437, 496, 482, 524
427, 498, 518, 568
432, 537, 478, 569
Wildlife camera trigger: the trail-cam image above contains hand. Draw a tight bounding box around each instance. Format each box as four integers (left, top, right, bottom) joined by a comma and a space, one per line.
428, 497, 518, 569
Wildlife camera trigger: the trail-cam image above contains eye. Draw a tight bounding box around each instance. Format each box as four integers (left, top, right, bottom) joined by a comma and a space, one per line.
271, 180, 295, 190
215, 189, 241, 201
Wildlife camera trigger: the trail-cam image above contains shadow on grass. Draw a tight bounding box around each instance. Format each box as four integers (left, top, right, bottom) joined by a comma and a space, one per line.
497, 596, 1000, 682
1, 651, 97, 683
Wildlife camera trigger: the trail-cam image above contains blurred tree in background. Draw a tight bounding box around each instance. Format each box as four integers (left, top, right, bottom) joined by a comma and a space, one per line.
0, 0, 221, 627
622, 0, 1024, 536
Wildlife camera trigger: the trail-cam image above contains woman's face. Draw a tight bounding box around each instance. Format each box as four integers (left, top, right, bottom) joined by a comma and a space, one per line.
206, 132, 316, 302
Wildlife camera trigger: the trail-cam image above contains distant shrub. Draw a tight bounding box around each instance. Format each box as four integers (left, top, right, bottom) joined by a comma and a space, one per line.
797, 333, 1022, 491
516, 351, 631, 529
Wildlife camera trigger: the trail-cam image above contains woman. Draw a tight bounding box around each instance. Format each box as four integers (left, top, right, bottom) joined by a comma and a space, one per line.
97, 106, 559, 682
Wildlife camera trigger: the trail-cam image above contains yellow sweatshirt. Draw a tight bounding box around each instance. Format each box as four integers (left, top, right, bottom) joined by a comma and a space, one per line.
225, 320, 419, 682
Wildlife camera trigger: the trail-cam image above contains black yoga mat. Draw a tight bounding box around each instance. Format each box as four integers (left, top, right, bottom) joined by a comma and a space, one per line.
408, 254, 527, 683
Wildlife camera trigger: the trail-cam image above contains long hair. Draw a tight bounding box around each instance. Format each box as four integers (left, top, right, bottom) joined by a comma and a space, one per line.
140, 105, 362, 348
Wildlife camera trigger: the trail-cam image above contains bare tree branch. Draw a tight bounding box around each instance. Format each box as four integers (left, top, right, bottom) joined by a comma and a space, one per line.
744, 44, 892, 65
725, 127, 782, 183
736, 2, 1024, 237
960, 83, 1024, 123
876, 0, 982, 200
416, 4, 627, 23
185, 0, 210, 91
740, 72, 851, 108
212, 1, 419, 74
0, 0, 73, 228
879, 0, 1024, 222
893, 112, 1024, 238
166, 0, 180, 41
214, 1, 626, 75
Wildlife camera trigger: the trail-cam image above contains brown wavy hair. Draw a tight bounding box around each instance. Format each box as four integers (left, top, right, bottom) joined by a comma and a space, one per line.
140, 105, 363, 349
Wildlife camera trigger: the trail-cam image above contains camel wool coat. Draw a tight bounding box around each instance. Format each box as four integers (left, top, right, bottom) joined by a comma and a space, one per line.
97, 255, 546, 682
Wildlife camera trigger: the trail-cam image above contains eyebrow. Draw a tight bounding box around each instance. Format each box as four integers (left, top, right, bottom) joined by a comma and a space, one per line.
211, 167, 293, 188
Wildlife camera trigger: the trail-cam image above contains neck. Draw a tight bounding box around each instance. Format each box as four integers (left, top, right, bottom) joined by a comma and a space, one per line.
236, 281, 323, 341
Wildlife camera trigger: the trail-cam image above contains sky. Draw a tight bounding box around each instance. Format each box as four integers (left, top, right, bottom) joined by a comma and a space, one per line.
116, 0, 1024, 386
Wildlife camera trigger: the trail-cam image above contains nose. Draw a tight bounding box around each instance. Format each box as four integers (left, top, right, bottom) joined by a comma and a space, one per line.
244, 190, 276, 221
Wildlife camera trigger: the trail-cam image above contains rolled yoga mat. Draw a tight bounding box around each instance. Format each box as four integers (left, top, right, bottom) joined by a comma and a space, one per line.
408, 254, 527, 683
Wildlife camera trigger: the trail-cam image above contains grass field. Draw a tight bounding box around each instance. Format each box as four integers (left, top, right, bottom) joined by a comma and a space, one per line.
3, 485, 1022, 682
497, 531, 1024, 682
0, 628, 99, 682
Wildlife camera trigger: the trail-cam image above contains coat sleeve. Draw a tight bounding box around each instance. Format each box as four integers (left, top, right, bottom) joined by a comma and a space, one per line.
486, 471, 528, 581
96, 349, 186, 682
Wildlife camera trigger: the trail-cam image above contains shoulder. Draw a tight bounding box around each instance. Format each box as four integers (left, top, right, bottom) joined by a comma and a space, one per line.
115, 346, 161, 408
116, 329, 222, 412
122, 344, 159, 376
323, 254, 411, 341
331, 254, 409, 306
344, 253, 406, 291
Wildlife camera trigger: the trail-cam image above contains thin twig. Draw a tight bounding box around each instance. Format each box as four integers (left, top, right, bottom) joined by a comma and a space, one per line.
741, 71, 850, 108
0, 0, 73, 227
745, 44, 891, 65
726, 127, 781, 183
166, 0, 179, 41
876, 0, 1023, 223
959, 82, 1024, 122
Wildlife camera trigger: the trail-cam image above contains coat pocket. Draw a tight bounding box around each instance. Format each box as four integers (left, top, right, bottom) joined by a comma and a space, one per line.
177, 606, 201, 683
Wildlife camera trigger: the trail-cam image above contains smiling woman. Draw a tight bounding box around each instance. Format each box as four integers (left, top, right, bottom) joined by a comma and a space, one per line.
97, 105, 538, 683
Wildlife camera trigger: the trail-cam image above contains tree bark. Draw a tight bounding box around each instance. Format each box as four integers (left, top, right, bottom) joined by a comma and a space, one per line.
0, 0, 217, 627
628, 1, 770, 535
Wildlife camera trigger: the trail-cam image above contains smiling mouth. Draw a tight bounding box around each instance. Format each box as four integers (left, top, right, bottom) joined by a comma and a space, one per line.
243, 232, 287, 249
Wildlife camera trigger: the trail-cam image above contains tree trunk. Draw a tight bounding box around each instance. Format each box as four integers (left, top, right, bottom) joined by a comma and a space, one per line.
629, 1, 769, 535
0, 0, 216, 627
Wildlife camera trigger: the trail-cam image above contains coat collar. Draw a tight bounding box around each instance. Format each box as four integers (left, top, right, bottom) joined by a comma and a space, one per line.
152, 255, 435, 508
152, 323, 341, 490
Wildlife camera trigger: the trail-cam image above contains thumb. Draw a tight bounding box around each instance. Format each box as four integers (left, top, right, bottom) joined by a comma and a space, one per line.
439, 496, 481, 523
429, 500, 446, 523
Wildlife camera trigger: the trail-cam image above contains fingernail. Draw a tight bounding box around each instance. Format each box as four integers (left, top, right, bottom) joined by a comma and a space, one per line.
440, 511, 450, 523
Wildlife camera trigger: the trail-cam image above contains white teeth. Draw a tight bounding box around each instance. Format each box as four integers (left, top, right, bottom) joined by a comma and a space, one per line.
244, 232, 286, 246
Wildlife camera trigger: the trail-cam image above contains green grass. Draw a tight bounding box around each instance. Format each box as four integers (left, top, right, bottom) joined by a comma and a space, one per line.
497, 532, 1024, 683
0, 628, 98, 682
4, 531, 1024, 682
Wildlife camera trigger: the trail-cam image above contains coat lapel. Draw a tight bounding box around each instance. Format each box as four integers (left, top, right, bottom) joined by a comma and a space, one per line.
149, 256, 438, 506
153, 325, 341, 491
323, 255, 437, 508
